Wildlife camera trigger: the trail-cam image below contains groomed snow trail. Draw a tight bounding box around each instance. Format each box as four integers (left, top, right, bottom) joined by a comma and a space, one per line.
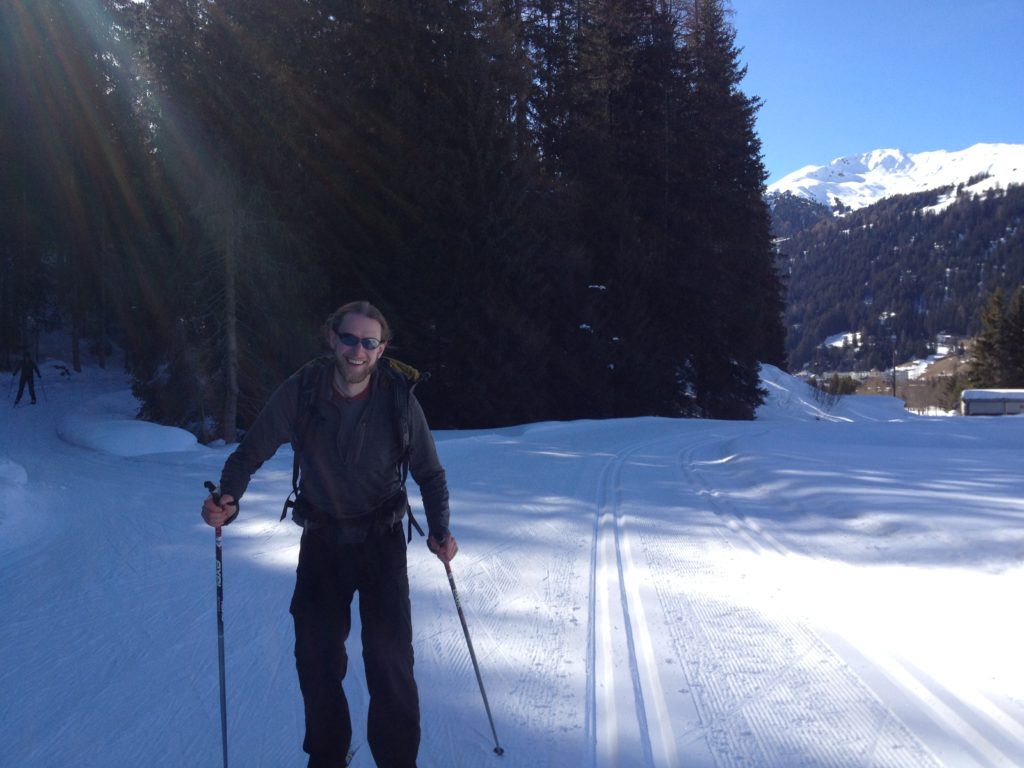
429, 419, 947, 767
588, 438, 682, 768
669, 432, 941, 767
573, 425, 941, 768
4, 355, 1023, 767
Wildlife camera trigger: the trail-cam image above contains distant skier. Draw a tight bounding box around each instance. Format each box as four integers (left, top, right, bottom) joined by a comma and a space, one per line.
13, 352, 42, 406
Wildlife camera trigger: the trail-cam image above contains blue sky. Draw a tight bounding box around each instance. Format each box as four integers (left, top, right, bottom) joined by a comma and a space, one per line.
730, 0, 1024, 183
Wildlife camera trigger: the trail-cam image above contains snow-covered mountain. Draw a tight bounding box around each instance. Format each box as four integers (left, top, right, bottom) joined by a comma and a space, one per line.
768, 142, 1024, 211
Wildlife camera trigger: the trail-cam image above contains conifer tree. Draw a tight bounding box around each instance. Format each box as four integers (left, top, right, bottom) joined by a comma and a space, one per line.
523, 0, 784, 419
112, 0, 325, 439
5, 0, 788, 429
678, 0, 783, 418
1001, 286, 1024, 386
1, 0, 157, 370
969, 287, 1008, 388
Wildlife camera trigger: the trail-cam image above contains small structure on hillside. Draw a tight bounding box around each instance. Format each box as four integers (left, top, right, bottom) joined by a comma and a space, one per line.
961, 389, 1024, 416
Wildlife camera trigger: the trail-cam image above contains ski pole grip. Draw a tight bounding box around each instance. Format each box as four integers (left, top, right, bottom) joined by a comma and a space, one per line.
205, 480, 221, 503
205, 481, 240, 527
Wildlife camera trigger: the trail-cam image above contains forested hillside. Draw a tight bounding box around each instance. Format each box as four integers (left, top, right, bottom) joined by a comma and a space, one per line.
0, 0, 784, 433
776, 184, 1024, 372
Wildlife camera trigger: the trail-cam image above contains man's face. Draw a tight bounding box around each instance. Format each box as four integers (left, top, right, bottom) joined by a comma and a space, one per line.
330, 312, 387, 390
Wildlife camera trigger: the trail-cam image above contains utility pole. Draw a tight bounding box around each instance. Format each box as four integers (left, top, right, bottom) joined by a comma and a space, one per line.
890, 334, 898, 398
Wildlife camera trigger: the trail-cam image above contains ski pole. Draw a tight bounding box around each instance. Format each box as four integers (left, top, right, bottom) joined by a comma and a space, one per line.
443, 560, 504, 756
205, 481, 230, 768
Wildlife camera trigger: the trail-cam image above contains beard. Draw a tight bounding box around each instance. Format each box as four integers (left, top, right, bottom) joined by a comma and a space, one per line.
335, 356, 377, 386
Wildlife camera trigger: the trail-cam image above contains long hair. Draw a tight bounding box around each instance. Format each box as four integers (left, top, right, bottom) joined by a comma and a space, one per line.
324, 301, 393, 343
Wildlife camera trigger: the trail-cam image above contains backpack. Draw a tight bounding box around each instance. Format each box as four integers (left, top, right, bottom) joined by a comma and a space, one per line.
279, 356, 427, 541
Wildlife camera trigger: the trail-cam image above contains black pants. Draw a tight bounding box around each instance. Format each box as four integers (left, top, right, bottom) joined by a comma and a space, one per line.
15, 377, 35, 404
291, 523, 420, 768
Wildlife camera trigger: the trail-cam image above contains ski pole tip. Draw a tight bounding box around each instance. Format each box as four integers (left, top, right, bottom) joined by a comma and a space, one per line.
494, 746, 505, 756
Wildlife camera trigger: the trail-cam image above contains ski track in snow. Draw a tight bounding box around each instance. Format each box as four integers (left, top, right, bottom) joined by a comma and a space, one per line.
588, 438, 679, 768
673, 433, 942, 767
680, 429, 1024, 768
572, 426, 942, 768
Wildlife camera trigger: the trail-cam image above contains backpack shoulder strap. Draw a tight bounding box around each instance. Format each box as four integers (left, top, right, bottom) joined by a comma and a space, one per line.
381, 357, 432, 474
280, 357, 331, 522
381, 357, 430, 540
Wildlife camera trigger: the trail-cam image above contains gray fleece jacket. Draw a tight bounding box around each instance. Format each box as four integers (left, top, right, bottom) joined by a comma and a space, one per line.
219, 357, 450, 539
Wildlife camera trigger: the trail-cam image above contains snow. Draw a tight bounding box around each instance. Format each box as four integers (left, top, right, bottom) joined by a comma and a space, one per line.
56, 388, 200, 457
3, 345, 1024, 767
768, 142, 1024, 212
823, 331, 860, 349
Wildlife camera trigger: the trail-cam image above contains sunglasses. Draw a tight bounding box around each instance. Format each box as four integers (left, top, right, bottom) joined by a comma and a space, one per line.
335, 331, 383, 350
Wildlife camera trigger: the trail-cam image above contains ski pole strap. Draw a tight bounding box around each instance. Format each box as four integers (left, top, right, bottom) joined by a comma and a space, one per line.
280, 491, 296, 522
281, 446, 301, 522
280, 454, 298, 520
406, 503, 425, 543
397, 447, 425, 542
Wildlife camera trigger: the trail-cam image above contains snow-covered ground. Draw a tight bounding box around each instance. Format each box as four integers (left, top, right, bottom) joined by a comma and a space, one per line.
2, 342, 1023, 767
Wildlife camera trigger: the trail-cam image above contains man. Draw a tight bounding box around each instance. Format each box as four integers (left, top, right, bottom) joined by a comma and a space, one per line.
13, 352, 42, 405
202, 301, 457, 768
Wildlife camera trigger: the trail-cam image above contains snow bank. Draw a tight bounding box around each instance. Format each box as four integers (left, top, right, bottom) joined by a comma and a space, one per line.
756, 363, 908, 422
0, 457, 31, 555
0, 456, 28, 485
56, 389, 199, 456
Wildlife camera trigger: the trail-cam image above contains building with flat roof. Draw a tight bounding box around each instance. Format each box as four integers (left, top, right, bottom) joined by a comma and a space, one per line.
960, 389, 1024, 416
